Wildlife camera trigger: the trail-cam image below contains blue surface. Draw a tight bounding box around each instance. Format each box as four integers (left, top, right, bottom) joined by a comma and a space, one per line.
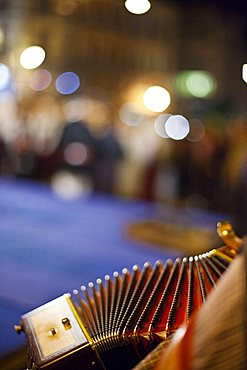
0, 177, 225, 357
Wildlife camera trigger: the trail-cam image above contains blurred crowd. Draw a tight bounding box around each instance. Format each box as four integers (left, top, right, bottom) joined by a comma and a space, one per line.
0, 94, 247, 232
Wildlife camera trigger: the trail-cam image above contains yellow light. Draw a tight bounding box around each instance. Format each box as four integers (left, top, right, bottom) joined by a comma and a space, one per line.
143, 86, 171, 113
20, 46, 46, 69
125, 0, 151, 15
242, 64, 247, 83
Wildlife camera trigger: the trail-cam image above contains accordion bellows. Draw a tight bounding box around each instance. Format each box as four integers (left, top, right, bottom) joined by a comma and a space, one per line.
18, 221, 242, 370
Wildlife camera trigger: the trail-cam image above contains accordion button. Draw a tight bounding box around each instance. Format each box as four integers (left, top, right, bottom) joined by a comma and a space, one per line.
49, 328, 57, 336
14, 325, 23, 334
62, 317, 71, 330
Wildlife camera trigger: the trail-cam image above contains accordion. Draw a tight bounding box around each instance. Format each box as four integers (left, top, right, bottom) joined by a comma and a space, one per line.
16, 221, 242, 370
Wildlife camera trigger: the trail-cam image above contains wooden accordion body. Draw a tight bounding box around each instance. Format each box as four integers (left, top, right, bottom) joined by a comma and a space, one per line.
18, 221, 242, 370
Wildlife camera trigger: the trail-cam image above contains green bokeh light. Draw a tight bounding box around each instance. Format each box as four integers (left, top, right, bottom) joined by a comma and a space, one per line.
174, 70, 217, 98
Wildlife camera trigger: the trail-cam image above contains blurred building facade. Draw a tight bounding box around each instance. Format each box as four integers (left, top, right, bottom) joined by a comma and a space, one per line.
0, 0, 247, 225
0, 0, 246, 112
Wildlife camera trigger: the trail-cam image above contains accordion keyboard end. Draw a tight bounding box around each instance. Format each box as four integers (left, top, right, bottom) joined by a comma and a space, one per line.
217, 220, 242, 250
20, 294, 105, 369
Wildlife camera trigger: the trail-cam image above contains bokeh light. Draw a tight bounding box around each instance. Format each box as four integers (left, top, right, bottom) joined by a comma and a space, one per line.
186, 71, 216, 98
125, 0, 151, 15
173, 72, 190, 97
0, 27, 5, 47
54, 0, 78, 16
165, 115, 190, 140
20, 46, 46, 69
153, 114, 171, 138
64, 143, 88, 166
119, 102, 145, 126
63, 98, 93, 122
29, 69, 52, 91
143, 86, 171, 112
174, 70, 217, 98
0, 63, 11, 91
55, 71, 80, 95
186, 119, 206, 142
242, 64, 247, 83
51, 171, 92, 200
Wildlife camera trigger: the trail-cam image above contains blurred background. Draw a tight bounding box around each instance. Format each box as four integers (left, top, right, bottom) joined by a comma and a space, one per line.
0, 0, 247, 222
0, 0, 247, 367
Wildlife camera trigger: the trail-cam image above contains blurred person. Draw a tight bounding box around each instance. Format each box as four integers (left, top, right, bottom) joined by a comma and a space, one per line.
176, 125, 226, 211
24, 95, 63, 156
3, 121, 39, 178
0, 133, 5, 173
93, 123, 124, 193
219, 116, 247, 233
48, 119, 98, 187
115, 120, 170, 200
2, 95, 64, 180
142, 139, 177, 202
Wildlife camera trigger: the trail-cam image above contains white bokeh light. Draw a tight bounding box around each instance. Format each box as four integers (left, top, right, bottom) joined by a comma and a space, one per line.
51, 171, 91, 200
165, 115, 190, 140
119, 102, 145, 126
153, 114, 171, 138
20, 46, 46, 69
63, 98, 93, 122
0, 63, 11, 91
242, 64, 247, 83
143, 86, 171, 113
125, 0, 151, 15
29, 69, 52, 91
186, 119, 206, 142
